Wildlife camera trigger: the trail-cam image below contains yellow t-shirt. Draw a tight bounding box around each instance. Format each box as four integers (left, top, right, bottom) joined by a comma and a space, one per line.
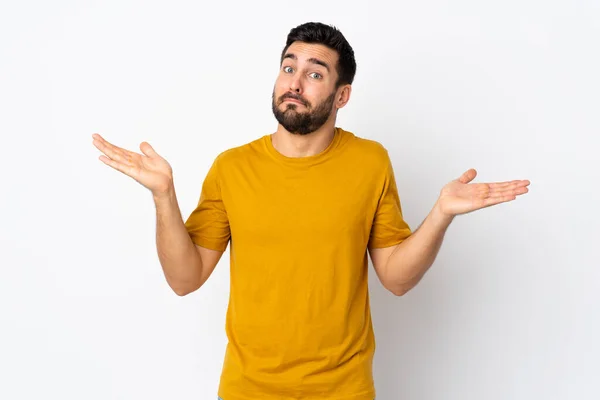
184, 127, 412, 400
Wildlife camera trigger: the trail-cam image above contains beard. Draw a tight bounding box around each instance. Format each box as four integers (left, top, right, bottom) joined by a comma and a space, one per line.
271, 90, 336, 135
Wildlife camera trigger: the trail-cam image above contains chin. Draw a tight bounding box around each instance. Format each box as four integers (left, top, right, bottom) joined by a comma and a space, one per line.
281, 103, 299, 110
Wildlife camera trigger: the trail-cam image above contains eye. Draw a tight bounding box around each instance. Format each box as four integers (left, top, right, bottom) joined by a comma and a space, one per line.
283, 66, 293, 73
309, 72, 322, 79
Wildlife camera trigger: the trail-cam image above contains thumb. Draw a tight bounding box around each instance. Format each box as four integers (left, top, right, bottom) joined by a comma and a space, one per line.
140, 141, 160, 158
458, 168, 477, 184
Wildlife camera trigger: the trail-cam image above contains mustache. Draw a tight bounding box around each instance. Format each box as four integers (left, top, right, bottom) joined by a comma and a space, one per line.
279, 93, 309, 107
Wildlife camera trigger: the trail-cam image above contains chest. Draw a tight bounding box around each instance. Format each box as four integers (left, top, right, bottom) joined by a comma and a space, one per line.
222, 165, 378, 246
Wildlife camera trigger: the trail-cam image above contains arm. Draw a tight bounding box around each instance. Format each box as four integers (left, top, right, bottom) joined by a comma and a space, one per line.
154, 186, 224, 296
369, 200, 452, 296
91, 133, 225, 297
370, 168, 530, 296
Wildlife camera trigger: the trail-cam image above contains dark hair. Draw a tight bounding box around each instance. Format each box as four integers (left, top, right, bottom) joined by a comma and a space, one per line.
280, 22, 357, 88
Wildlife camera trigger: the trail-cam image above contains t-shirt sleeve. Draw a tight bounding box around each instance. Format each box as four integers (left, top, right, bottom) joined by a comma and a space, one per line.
184, 155, 231, 252
368, 151, 412, 249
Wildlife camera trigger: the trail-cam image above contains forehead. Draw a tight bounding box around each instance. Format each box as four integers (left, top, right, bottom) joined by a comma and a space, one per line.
283, 41, 339, 67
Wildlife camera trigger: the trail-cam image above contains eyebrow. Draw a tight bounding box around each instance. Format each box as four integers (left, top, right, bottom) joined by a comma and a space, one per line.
282, 53, 330, 72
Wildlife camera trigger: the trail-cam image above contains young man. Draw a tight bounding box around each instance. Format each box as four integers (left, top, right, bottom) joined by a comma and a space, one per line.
92, 22, 529, 400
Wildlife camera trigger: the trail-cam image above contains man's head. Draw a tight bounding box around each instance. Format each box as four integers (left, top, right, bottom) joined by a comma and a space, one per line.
272, 22, 356, 135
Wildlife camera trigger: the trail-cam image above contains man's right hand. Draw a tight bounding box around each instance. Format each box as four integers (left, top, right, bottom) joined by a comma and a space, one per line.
92, 133, 174, 196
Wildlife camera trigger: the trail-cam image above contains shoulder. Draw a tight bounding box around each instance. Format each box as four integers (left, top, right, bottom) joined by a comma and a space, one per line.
342, 129, 391, 168
211, 135, 267, 167
352, 135, 389, 155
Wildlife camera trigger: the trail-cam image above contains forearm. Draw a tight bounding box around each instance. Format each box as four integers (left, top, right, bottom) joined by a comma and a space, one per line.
153, 185, 203, 295
385, 200, 454, 295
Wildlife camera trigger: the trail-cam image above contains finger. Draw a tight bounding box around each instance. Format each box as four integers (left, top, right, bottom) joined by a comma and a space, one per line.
488, 181, 515, 189
489, 182, 530, 195
140, 141, 159, 158
98, 155, 137, 177
92, 135, 120, 157
93, 136, 132, 163
488, 180, 530, 189
458, 168, 477, 184
487, 186, 529, 198
485, 182, 528, 196
482, 194, 517, 207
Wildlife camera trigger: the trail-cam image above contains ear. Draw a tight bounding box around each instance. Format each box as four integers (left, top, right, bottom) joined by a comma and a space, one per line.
335, 84, 352, 109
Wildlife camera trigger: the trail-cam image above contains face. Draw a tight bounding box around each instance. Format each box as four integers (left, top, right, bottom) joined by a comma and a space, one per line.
271, 41, 350, 135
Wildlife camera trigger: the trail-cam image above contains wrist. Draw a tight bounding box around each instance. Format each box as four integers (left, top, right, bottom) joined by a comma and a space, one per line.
152, 181, 175, 203
431, 199, 455, 229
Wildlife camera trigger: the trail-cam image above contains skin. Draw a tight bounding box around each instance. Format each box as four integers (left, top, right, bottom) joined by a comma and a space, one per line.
270, 42, 530, 296
369, 170, 530, 296
91, 41, 530, 296
90, 135, 223, 296
270, 41, 351, 157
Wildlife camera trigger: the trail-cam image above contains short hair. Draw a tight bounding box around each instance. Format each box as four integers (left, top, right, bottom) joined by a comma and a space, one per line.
280, 22, 357, 88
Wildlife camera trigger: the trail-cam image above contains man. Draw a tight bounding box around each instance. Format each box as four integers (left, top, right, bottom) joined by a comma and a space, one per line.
92, 22, 529, 400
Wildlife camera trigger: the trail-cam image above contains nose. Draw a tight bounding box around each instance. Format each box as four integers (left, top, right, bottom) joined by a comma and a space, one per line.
289, 73, 302, 94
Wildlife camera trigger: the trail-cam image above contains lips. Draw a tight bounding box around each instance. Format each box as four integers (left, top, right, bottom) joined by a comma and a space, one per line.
282, 97, 305, 106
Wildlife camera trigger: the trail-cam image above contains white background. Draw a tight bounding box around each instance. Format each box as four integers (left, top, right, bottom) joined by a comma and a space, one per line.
1, 0, 598, 399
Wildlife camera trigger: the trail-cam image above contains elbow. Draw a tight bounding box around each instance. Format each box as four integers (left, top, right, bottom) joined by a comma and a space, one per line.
389, 286, 410, 296
384, 281, 409, 296
170, 281, 201, 297
173, 287, 191, 296
386, 278, 419, 296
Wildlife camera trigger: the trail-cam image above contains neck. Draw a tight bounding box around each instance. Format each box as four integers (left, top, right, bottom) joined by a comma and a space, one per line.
271, 118, 337, 158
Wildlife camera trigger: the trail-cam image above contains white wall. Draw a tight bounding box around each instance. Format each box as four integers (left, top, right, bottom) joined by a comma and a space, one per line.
1, 1, 598, 399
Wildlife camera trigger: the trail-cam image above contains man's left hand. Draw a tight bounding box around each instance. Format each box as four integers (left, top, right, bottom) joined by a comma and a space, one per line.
436, 168, 530, 217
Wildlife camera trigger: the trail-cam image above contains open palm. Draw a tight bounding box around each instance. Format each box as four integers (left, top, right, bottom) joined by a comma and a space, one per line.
437, 169, 530, 216
92, 133, 173, 195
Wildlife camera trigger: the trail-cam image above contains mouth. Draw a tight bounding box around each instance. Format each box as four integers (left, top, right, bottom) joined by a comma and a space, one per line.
282, 98, 305, 106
